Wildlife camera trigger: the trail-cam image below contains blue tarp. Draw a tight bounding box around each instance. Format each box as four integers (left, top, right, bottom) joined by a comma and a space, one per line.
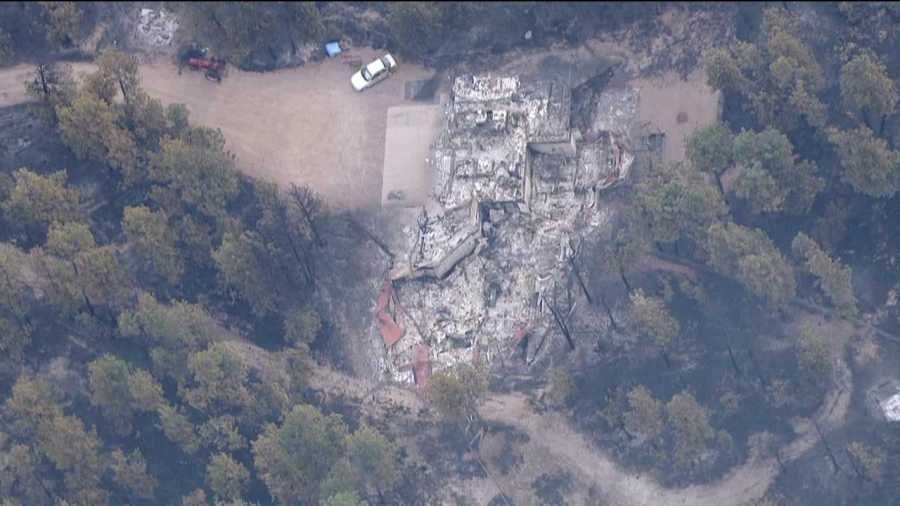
325, 42, 342, 57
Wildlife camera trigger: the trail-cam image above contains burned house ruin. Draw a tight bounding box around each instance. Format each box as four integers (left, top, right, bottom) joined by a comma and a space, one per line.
376, 75, 634, 385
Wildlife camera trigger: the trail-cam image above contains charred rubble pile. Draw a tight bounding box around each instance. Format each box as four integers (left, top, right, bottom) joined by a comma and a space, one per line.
377, 75, 635, 384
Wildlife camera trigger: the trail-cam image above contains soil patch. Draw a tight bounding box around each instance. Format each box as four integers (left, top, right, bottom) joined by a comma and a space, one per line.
633, 69, 722, 164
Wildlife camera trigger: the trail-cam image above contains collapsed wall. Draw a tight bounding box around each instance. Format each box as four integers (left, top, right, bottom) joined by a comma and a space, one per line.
375, 74, 634, 385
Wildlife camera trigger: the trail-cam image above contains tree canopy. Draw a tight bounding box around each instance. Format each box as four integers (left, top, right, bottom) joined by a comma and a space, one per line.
705, 222, 796, 307
827, 125, 900, 198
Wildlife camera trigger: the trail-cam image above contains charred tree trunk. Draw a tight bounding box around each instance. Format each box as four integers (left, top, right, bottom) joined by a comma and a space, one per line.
119, 79, 130, 106
549, 302, 576, 351
569, 258, 594, 306
775, 448, 788, 475
289, 184, 325, 248
746, 348, 769, 391
714, 171, 726, 196
727, 345, 742, 376
37, 63, 50, 97
70, 260, 96, 318
599, 293, 618, 331
845, 448, 867, 481
814, 421, 843, 474
620, 269, 633, 294
348, 219, 394, 260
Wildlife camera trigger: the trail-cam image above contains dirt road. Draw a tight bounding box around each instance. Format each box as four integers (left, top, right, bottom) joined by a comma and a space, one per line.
221, 306, 853, 506
0, 49, 434, 210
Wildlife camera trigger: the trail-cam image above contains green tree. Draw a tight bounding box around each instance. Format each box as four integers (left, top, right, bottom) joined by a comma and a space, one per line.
427, 363, 488, 423
174, 2, 318, 65
46, 221, 95, 260
5, 375, 62, 438
827, 125, 900, 198
122, 205, 184, 285
109, 449, 158, 501
127, 91, 172, 151
118, 293, 219, 383
284, 344, 312, 393
847, 441, 886, 482
0, 28, 11, 65
812, 199, 850, 252
2, 169, 81, 243
283, 306, 322, 345
73, 245, 132, 317
284, 2, 325, 44
545, 367, 574, 408
321, 491, 366, 506
598, 211, 648, 293
0, 317, 31, 365
45, 222, 130, 321
206, 453, 250, 501
213, 230, 284, 316
181, 489, 208, 506
387, 2, 442, 58
704, 222, 796, 307
705, 7, 828, 132
666, 391, 716, 470
126, 368, 165, 411
318, 459, 362, 505
25, 62, 76, 123
0, 243, 33, 360
634, 162, 727, 246
30, 246, 84, 318
346, 424, 398, 495
157, 403, 200, 455
791, 233, 857, 317
794, 322, 831, 380
57, 93, 138, 178
685, 122, 734, 189
731, 128, 823, 214
37, 1, 83, 48
87, 354, 136, 434
181, 343, 251, 415
629, 290, 679, 347
0, 444, 52, 506
88, 355, 163, 433
95, 50, 140, 106
840, 52, 897, 128
704, 41, 760, 95
626, 385, 665, 440
200, 415, 247, 452
149, 128, 239, 227
36, 413, 105, 498
252, 404, 349, 505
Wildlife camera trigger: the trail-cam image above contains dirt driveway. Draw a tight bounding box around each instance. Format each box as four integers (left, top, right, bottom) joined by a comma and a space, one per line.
0, 48, 434, 210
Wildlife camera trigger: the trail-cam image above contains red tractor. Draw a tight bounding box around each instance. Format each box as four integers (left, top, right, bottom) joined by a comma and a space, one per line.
177, 45, 227, 83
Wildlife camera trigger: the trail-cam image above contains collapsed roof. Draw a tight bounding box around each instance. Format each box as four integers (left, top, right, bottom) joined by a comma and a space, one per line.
375, 74, 634, 385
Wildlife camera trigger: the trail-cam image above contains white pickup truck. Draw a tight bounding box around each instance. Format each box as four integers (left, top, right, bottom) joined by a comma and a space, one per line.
351, 54, 398, 91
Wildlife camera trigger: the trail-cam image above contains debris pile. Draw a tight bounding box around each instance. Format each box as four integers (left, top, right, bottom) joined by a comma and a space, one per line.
376, 74, 634, 384
868, 379, 900, 422
135, 8, 179, 48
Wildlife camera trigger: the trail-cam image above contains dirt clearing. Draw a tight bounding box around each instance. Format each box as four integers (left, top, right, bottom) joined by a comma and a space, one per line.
0, 48, 434, 210
634, 69, 722, 164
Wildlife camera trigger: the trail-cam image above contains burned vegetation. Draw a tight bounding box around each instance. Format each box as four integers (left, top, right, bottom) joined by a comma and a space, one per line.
0, 2, 899, 506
